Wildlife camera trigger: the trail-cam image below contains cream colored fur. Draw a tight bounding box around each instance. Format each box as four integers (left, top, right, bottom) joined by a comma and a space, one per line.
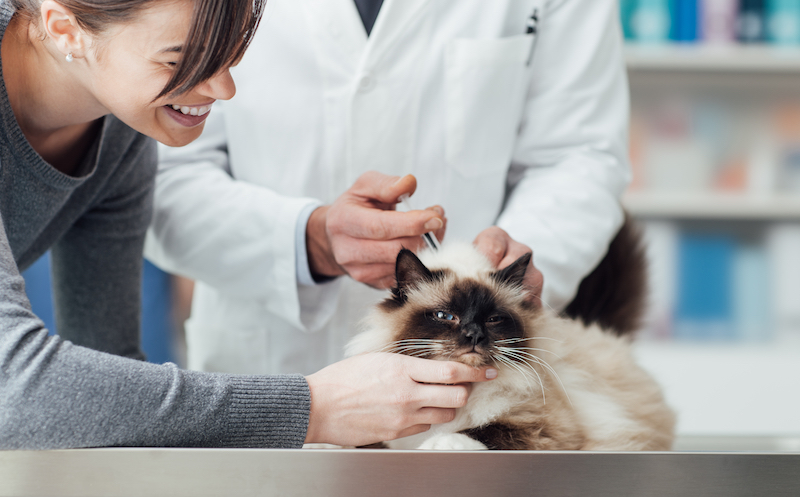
347, 242, 676, 451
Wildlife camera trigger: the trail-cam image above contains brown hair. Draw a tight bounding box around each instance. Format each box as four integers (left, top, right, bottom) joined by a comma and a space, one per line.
12, 0, 266, 98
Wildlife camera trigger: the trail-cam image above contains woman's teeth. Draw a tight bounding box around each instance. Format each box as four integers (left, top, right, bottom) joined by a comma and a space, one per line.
170, 104, 212, 116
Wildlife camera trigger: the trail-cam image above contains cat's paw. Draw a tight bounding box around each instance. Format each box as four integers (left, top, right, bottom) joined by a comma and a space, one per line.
417, 433, 487, 451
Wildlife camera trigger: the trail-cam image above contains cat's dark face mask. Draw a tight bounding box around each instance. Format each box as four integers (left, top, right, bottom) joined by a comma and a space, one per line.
382, 249, 534, 367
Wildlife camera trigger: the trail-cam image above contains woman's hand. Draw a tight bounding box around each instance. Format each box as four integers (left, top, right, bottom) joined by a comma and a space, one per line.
304, 353, 497, 447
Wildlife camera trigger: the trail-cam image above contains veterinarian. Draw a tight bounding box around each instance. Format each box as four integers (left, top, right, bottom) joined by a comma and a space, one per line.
145, 0, 630, 376
0, 0, 495, 450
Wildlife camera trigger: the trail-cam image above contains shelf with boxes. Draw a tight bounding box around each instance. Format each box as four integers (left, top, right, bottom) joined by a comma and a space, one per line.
621, 0, 800, 47
623, 39, 800, 436
625, 42, 800, 345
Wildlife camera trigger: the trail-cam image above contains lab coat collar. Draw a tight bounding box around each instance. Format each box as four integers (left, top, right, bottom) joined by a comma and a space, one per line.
368, 0, 431, 59
302, 0, 430, 70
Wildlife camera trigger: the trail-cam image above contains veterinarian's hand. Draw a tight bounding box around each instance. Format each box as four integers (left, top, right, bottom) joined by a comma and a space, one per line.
306, 172, 447, 289
303, 353, 497, 447
473, 226, 544, 307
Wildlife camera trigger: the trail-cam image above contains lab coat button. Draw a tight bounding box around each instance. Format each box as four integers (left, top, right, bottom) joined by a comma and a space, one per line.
358, 75, 375, 92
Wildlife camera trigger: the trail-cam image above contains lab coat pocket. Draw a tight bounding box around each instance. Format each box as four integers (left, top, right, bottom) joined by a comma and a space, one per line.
445, 35, 531, 178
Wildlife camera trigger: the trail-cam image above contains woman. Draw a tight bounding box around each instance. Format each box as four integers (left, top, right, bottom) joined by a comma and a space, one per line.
0, 0, 494, 449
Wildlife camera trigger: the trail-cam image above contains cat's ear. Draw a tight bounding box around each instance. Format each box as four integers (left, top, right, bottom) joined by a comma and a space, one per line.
492, 252, 532, 287
395, 248, 434, 293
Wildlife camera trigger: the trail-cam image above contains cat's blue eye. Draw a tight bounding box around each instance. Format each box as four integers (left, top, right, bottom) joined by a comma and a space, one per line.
486, 315, 505, 324
434, 311, 455, 321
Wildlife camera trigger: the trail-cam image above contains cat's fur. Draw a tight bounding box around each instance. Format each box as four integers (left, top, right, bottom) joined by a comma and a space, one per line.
346, 240, 676, 451
563, 212, 649, 337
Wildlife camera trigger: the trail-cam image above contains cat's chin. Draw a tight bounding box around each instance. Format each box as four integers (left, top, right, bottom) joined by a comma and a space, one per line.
452, 352, 489, 368
424, 352, 488, 367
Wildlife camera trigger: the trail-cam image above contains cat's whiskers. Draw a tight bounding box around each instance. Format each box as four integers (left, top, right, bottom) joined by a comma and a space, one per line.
533, 295, 558, 315
497, 347, 572, 406
505, 346, 564, 360
500, 352, 549, 403
492, 353, 544, 401
407, 350, 437, 358
378, 339, 447, 356
393, 347, 436, 356
495, 337, 564, 345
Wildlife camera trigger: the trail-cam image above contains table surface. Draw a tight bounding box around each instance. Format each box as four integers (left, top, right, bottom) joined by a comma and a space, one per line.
2, 437, 800, 497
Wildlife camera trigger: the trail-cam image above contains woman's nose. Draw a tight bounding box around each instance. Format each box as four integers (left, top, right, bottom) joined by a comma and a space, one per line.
197, 68, 237, 101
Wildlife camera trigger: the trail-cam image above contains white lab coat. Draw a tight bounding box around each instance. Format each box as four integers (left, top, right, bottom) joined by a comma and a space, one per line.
145, 0, 631, 375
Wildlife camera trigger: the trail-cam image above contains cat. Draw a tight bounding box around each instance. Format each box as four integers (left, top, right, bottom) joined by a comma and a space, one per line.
346, 233, 676, 451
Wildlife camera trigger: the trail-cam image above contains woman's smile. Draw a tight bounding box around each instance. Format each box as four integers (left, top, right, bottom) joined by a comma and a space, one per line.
162, 102, 213, 127
169, 103, 213, 116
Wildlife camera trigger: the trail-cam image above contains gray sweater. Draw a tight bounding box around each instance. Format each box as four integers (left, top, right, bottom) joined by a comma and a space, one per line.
0, 3, 309, 449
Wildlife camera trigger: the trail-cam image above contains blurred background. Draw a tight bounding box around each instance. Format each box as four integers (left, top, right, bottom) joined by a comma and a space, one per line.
622, 0, 800, 440
20, 0, 800, 443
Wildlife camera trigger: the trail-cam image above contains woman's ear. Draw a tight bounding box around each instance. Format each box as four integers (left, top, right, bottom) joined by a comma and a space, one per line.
39, 0, 88, 60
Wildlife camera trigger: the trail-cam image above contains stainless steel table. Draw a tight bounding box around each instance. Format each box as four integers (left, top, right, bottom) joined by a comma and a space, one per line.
2, 437, 799, 497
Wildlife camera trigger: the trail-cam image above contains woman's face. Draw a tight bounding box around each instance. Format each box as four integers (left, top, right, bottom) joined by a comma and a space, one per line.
84, 0, 235, 147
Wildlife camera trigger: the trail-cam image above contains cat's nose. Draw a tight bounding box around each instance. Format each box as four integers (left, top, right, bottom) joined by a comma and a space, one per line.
463, 324, 486, 346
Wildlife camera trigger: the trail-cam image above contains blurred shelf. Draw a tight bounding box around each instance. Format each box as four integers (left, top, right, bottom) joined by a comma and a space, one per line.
626, 44, 800, 73
623, 191, 800, 220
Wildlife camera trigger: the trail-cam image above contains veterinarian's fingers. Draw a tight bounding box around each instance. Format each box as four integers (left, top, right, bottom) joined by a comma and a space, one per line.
495, 241, 544, 306
344, 262, 396, 287
497, 240, 534, 271
331, 206, 444, 241
332, 237, 426, 266
425, 205, 448, 243
474, 227, 544, 305
375, 273, 398, 290
523, 264, 544, 306
406, 358, 498, 385
472, 226, 509, 267
350, 171, 418, 207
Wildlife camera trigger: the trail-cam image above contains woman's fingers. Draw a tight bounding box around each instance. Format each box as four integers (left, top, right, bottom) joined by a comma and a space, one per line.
304, 353, 497, 446
405, 356, 497, 385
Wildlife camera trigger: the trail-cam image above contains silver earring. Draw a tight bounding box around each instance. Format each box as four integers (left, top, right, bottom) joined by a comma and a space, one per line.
66, 53, 73, 62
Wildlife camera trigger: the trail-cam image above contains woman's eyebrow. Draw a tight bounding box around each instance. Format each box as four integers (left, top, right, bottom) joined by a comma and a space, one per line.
159, 46, 183, 54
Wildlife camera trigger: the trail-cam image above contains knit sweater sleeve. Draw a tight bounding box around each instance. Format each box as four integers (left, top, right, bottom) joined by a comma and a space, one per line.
0, 145, 311, 449
48, 127, 154, 360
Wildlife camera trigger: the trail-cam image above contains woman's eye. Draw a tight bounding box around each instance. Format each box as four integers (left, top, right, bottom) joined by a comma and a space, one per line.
434, 311, 455, 321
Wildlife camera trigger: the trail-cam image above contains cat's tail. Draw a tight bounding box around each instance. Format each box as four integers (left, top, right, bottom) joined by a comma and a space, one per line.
561, 212, 648, 337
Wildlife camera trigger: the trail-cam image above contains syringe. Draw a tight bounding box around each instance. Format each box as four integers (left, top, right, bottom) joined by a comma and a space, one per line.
397, 194, 441, 251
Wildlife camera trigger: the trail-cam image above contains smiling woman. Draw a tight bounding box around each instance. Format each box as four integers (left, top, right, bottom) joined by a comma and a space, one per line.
0, 0, 329, 451
8, 0, 264, 148
12, 0, 264, 97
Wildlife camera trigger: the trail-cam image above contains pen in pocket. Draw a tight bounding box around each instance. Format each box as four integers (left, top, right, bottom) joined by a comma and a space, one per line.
525, 8, 540, 66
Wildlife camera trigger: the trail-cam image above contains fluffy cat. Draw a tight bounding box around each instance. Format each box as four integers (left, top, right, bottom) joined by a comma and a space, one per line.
346, 240, 676, 451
